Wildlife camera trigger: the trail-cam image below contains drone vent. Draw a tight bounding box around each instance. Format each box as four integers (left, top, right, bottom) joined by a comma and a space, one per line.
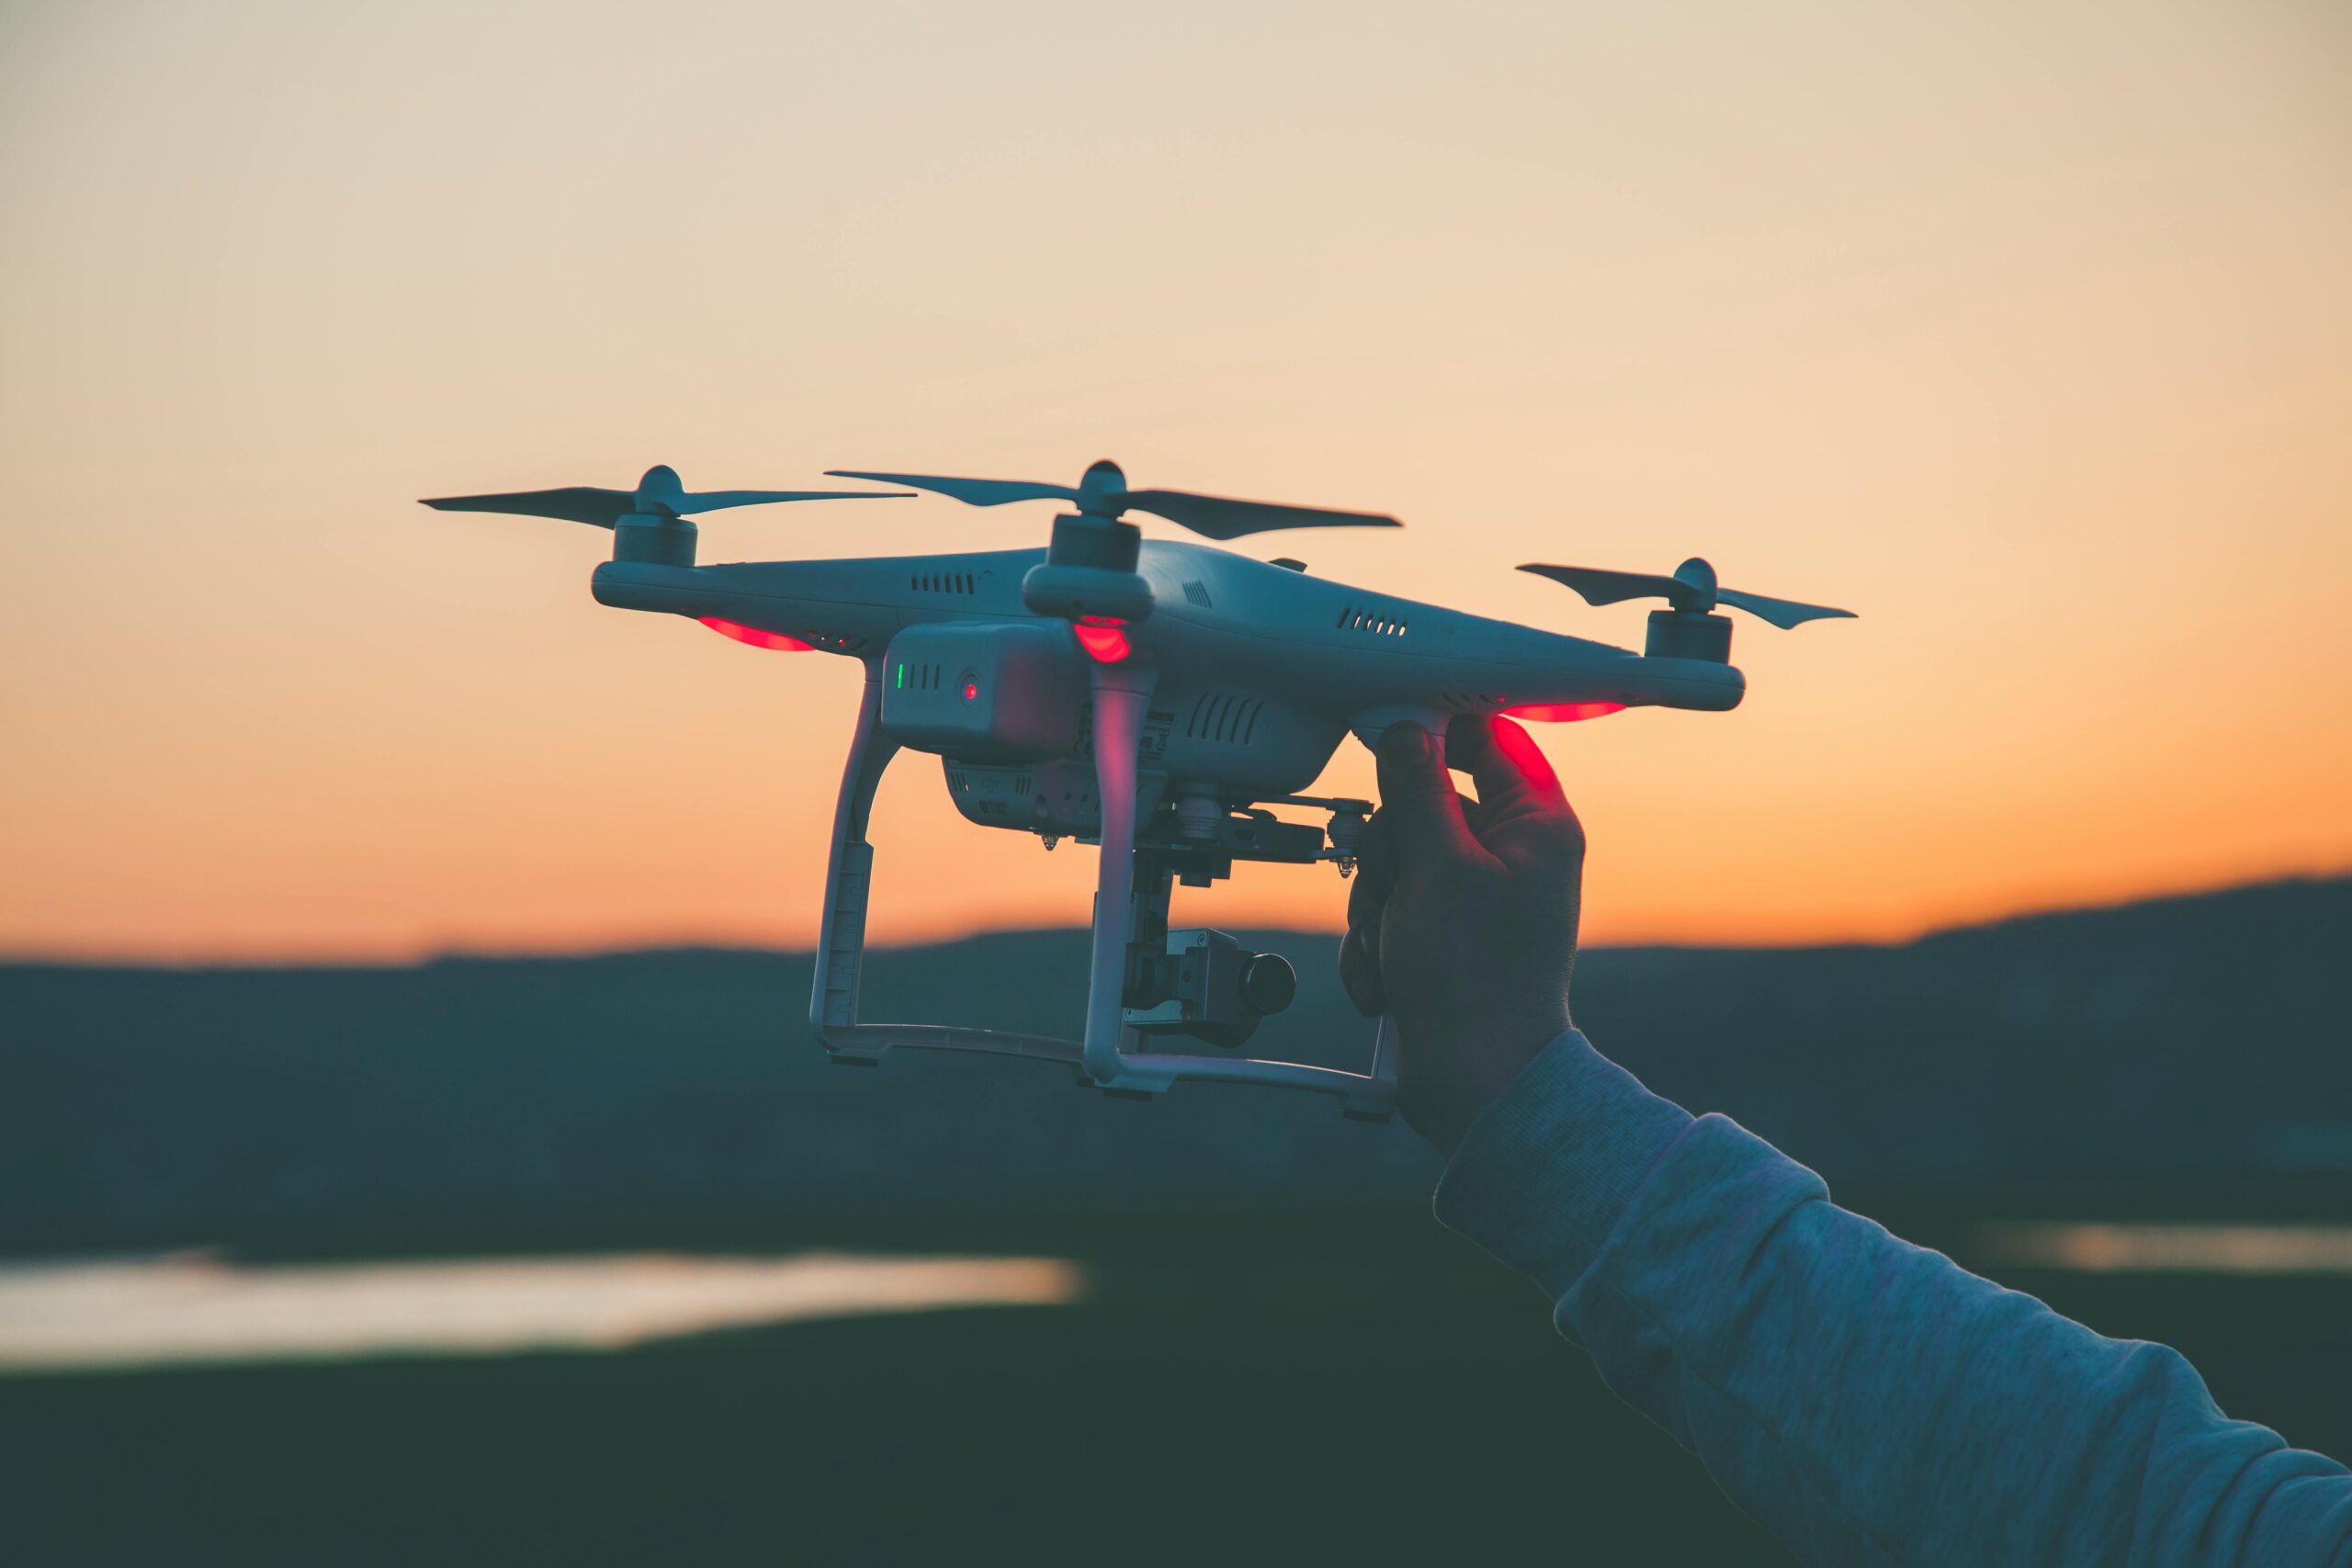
909, 571, 978, 595
893, 660, 945, 691
1182, 580, 1214, 608
1185, 692, 1268, 745
1337, 605, 1408, 637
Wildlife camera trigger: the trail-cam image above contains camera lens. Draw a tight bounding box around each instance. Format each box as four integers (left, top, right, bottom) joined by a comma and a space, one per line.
1238, 953, 1297, 1016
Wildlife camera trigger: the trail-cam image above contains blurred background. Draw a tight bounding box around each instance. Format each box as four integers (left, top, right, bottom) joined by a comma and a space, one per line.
2, 2, 2346, 1562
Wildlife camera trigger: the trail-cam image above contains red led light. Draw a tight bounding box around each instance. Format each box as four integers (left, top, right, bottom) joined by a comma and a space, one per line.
1503, 701, 1627, 723
698, 617, 813, 651
1073, 616, 1129, 663
962, 681, 978, 701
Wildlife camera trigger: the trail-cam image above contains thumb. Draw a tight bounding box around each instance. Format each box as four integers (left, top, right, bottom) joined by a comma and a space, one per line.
1375, 722, 1477, 863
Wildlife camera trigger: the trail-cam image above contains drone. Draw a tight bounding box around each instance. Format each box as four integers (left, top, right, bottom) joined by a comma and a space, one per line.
423, 460, 1852, 1119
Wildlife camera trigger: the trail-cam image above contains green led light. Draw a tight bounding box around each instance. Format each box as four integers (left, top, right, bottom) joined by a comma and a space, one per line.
895, 662, 906, 689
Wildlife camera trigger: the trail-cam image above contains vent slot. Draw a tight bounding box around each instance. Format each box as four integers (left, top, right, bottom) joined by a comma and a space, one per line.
1185, 692, 1266, 744
1337, 604, 1408, 636
894, 660, 948, 691
1182, 580, 1213, 608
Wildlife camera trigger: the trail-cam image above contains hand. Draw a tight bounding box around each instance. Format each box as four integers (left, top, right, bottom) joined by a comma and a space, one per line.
1340, 715, 1585, 1155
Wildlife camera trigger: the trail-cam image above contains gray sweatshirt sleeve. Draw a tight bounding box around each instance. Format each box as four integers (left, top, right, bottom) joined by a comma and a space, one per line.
1432, 1030, 2352, 1568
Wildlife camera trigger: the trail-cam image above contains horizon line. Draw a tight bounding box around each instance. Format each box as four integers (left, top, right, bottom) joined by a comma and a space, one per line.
3, 869, 2340, 973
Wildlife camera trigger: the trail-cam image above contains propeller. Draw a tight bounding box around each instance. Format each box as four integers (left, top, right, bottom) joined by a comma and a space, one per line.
420, 465, 911, 527
1519, 558, 1853, 629
823, 459, 1401, 540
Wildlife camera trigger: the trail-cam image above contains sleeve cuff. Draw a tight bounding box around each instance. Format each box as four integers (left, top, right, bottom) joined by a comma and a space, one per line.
1431, 1029, 1696, 1301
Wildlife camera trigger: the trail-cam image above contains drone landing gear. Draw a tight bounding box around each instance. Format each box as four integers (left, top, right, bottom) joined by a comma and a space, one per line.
810, 671, 1087, 1071
809, 664, 1399, 1120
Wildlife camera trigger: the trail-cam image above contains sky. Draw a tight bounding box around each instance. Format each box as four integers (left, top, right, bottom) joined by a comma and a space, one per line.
1, 0, 2346, 961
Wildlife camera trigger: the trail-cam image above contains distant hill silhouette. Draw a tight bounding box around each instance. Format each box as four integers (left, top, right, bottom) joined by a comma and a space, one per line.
4, 876, 2346, 1252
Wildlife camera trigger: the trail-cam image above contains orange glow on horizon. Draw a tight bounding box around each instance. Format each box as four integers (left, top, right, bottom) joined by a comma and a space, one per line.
0, 4, 2345, 964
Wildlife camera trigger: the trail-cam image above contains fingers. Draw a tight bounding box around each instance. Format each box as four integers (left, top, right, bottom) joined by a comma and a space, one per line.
1351, 811, 1397, 902
1348, 824, 1392, 931
1337, 924, 1385, 1017
1455, 791, 1488, 835
1342, 815, 1390, 1017
1374, 722, 1480, 863
1446, 714, 1566, 816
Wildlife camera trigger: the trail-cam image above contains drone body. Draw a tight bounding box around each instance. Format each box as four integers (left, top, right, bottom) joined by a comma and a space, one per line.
593, 537, 1744, 818
425, 461, 1850, 1118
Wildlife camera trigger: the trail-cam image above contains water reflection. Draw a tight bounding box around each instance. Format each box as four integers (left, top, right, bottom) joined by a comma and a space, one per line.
0, 1251, 1084, 1373
1975, 1223, 2352, 1274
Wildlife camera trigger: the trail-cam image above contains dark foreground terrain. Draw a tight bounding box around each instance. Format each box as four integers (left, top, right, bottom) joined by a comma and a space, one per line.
5, 1205, 2348, 1566
3, 877, 2347, 1563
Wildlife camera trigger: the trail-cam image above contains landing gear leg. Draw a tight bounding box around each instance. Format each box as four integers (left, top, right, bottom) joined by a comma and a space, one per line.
1080, 660, 1163, 1092
810, 666, 900, 1063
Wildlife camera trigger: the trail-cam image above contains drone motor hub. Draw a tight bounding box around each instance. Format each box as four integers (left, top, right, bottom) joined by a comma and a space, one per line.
1645, 608, 1736, 662
612, 513, 697, 568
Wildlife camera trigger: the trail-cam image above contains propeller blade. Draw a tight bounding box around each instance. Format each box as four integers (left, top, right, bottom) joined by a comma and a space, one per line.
1713, 587, 1856, 629
424, 473, 912, 527
679, 489, 914, 512
1518, 563, 1690, 607
826, 467, 1402, 537
1521, 562, 1856, 629
1123, 490, 1403, 541
826, 471, 1079, 508
421, 487, 638, 526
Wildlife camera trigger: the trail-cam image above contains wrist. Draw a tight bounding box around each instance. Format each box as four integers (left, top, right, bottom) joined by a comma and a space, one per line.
1404, 1010, 1572, 1156
1432, 1031, 1697, 1302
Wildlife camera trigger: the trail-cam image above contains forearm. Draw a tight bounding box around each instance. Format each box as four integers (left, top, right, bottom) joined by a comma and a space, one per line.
1435, 1032, 2352, 1568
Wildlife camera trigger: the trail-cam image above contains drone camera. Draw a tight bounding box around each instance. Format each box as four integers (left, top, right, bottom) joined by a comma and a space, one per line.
879, 621, 1082, 759
1124, 927, 1298, 1048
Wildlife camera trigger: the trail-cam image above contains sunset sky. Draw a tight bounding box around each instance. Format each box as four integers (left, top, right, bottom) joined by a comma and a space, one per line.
3, 0, 2346, 961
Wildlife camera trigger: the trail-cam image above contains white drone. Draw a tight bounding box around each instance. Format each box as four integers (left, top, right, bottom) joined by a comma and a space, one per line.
424, 460, 1852, 1119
